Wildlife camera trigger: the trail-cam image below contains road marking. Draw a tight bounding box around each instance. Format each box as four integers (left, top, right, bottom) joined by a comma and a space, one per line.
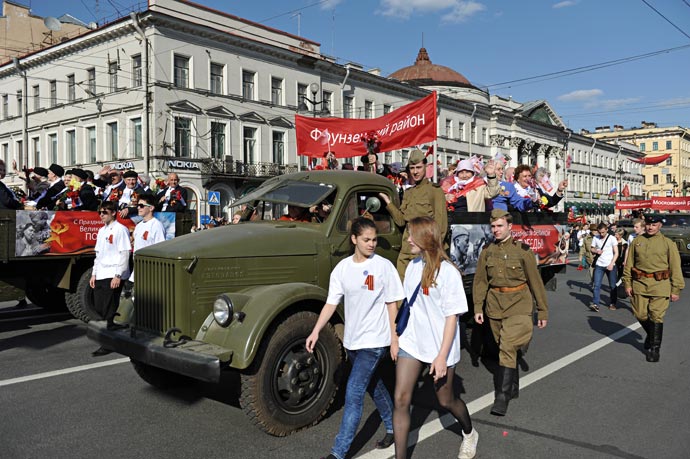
358, 322, 642, 459
0, 358, 129, 388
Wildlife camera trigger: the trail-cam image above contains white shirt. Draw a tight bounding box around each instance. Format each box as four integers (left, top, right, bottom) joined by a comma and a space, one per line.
398, 258, 468, 366
326, 254, 404, 351
130, 217, 166, 282
93, 220, 131, 280
592, 234, 617, 267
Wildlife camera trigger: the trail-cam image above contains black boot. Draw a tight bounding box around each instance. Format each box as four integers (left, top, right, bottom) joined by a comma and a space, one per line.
646, 323, 663, 362
639, 320, 652, 350
491, 366, 516, 416
511, 366, 520, 399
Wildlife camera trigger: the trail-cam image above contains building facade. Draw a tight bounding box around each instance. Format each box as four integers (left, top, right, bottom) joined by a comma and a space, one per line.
587, 122, 690, 198
0, 0, 642, 223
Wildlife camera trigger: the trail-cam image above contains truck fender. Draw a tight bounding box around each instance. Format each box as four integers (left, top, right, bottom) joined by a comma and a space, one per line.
195, 282, 339, 370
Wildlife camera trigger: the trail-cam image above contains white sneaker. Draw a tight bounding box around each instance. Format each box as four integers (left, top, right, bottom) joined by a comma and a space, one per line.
458, 428, 478, 459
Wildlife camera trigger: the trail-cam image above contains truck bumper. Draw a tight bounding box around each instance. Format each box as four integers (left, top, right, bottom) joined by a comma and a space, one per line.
87, 321, 233, 383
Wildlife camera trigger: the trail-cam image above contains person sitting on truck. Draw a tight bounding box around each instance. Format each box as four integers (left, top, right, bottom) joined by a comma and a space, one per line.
35, 163, 66, 210
118, 170, 146, 218
492, 165, 567, 212
441, 158, 499, 213
26, 167, 50, 203
62, 168, 99, 211
156, 173, 188, 212
0, 160, 23, 210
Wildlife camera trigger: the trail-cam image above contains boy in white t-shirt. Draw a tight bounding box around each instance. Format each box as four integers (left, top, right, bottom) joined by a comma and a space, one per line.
130, 193, 166, 283
590, 222, 619, 311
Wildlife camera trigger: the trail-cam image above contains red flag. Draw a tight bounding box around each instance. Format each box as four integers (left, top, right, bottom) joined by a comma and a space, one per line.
622, 184, 630, 197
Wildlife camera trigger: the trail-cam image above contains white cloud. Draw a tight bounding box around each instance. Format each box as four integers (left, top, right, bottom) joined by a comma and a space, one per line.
553, 1, 578, 8
585, 97, 641, 110
380, 0, 485, 22
319, 0, 344, 10
557, 89, 603, 102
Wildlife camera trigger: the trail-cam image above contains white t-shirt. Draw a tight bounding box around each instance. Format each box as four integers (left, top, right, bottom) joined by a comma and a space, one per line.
592, 234, 617, 267
326, 254, 404, 351
398, 258, 468, 366
93, 220, 132, 280
131, 217, 166, 282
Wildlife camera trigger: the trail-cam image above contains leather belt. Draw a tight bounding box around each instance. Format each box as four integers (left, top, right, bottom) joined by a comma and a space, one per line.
635, 271, 655, 278
490, 283, 527, 293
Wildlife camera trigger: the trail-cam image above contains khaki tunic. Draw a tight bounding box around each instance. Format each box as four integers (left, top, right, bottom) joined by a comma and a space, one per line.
473, 237, 549, 367
622, 232, 684, 322
386, 178, 448, 277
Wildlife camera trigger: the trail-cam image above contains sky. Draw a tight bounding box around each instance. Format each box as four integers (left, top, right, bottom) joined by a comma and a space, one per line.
23, 0, 690, 132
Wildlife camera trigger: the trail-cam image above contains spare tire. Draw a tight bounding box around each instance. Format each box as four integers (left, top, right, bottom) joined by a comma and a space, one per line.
65, 268, 100, 322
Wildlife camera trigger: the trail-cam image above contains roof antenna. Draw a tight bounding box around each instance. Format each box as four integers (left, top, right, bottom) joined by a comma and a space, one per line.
421, 32, 424, 48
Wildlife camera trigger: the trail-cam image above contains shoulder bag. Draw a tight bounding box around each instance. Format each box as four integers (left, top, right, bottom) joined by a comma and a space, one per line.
395, 282, 422, 336
592, 234, 610, 266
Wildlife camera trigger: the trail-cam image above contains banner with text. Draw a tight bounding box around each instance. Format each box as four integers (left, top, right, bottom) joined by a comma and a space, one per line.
615, 197, 690, 211
295, 92, 437, 158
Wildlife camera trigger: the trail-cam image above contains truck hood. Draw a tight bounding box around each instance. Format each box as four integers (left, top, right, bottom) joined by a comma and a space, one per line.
137, 222, 328, 259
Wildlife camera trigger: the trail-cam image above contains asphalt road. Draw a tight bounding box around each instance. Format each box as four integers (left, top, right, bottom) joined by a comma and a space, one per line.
1, 264, 688, 459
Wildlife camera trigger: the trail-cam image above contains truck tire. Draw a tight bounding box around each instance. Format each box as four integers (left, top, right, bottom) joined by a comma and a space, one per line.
240, 311, 343, 436
25, 280, 67, 311
131, 359, 192, 389
65, 268, 100, 323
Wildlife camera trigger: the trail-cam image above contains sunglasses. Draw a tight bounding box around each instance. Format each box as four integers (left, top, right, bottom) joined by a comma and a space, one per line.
137, 203, 153, 208
98, 210, 111, 215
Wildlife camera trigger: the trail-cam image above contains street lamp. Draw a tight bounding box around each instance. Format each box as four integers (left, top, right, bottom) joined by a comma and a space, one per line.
616, 164, 624, 218
671, 177, 678, 197
298, 82, 328, 117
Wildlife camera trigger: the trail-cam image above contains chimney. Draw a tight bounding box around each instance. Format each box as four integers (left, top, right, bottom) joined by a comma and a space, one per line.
641, 121, 657, 129
594, 126, 610, 133
368, 68, 381, 76
613, 125, 624, 131
580, 128, 591, 135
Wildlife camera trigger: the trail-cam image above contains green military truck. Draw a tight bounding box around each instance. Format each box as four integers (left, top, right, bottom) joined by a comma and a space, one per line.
88, 171, 567, 436
0, 209, 192, 321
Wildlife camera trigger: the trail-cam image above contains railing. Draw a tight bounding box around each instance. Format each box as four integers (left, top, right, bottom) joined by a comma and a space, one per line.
198, 158, 299, 177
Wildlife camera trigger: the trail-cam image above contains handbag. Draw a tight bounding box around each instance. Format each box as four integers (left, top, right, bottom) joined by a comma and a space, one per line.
395, 282, 422, 336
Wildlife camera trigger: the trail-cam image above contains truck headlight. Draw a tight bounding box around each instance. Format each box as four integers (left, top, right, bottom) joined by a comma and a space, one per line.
213, 294, 234, 327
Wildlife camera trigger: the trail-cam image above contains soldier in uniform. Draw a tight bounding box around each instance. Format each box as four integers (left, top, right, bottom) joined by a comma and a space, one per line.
622, 214, 684, 362
472, 209, 548, 416
379, 149, 448, 278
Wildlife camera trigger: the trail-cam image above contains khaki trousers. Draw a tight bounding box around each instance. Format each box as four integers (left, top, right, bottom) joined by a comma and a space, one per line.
489, 315, 533, 368
631, 294, 670, 323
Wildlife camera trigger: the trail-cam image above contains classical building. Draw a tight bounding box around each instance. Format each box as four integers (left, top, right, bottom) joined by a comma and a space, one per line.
586, 122, 690, 198
0, 0, 643, 222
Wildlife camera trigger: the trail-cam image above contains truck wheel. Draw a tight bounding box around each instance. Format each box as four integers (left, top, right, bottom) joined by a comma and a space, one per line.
131, 359, 192, 389
65, 268, 99, 323
25, 280, 66, 310
240, 311, 343, 436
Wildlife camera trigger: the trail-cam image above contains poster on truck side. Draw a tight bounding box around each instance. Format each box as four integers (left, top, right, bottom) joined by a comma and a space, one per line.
450, 223, 569, 275
14, 210, 176, 257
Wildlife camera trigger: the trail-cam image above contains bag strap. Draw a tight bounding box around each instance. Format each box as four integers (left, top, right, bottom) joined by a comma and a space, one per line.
407, 282, 422, 308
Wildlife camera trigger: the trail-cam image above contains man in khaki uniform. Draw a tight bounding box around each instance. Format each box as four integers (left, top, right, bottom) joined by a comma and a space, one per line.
623, 214, 684, 362
379, 149, 448, 278
473, 209, 548, 416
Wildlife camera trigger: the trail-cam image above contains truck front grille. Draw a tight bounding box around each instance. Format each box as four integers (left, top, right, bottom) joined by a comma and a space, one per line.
133, 258, 177, 333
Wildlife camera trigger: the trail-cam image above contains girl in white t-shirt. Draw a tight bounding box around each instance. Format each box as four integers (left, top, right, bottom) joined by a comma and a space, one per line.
393, 216, 478, 459
306, 217, 403, 459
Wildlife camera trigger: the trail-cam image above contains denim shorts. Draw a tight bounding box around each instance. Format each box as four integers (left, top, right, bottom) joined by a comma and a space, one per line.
397, 347, 456, 368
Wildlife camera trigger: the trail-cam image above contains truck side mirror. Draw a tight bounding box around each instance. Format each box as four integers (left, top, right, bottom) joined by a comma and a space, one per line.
364, 196, 381, 214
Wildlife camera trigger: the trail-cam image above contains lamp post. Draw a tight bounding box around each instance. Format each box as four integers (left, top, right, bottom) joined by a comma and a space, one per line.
298, 82, 327, 117
616, 164, 624, 218
671, 177, 678, 197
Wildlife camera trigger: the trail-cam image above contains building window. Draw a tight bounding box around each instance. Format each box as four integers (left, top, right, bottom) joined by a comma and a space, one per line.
666, 140, 672, 150
445, 119, 452, 138
87, 126, 97, 163
652, 141, 658, 151
639, 142, 645, 152
211, 122, 225, 159
383, 104, 391, 115
50, 80, 57, 107
210, 62, 224, 94
31, 137, 40, 167
1, 144, 7, 165
66, 130, 76, 165
15, 140, 23, 170
49, 134, 57, 164
343, 96, 354, 119
272, 131, 285, 164
243, 126, 257, 164
242, 70, 255, 100
666, 156, 672, 166
322, 91, 332, 115
67, 75, 75, 102
297, 83, 307, 107
87, 68, 96, 95
3, 94, 9, 119
471, 125, 477, 143
482, 128, 488, 145
653, 174, 659, 185
174, 55, 190, 88
16, 90, 22, 116
132, 54, 142, 87
131, 117, 142, 157
459, 122, 465, 141
107, 122, 119, 160
364, 100, 373, 119
108, 62, 118, 92
271, 77, 283, 105
32, 85, 40, 111
666, 174, 672, 184
174, 117, 191, 157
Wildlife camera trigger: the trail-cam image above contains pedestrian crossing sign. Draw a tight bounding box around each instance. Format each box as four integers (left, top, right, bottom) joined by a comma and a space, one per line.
208, 191, 220, 206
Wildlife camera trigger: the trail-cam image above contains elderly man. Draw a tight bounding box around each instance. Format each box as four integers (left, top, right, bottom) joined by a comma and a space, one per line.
118, 170, 146, 218
35, 163, 66, 210
69, 168, 99, 211
379, 149, 448, 278
0, 160, 23, 209
156, 173, 188, 212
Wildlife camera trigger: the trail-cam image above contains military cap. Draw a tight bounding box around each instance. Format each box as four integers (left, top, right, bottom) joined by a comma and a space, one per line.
33, 167, 49, 178
407, 149, 425, 166
644, 214, 663, 224
48, 163, 64, 177
123, 170, 138, 179
490, 208, 510, 221
70, 168, 88, 180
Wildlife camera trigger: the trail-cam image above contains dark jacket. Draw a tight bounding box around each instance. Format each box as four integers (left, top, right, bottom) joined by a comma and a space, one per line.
0, 181, 23, 209
75, 183, 99, 211
36, 180, 66, 210
155, 186, 188, 212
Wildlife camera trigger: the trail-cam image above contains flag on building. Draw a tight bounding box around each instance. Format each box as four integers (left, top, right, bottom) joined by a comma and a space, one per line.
609, 186, 618, 196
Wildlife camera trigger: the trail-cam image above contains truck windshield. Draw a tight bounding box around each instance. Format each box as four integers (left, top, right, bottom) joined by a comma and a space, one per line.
233, 179, 337, 221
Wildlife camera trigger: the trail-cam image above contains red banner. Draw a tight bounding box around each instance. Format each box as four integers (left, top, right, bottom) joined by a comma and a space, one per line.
511, 224, 569, 266
295, 93, 437, 158
615, 197, 690, 211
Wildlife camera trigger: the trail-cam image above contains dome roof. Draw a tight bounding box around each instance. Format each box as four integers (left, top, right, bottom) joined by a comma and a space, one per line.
389, 48, 475, 89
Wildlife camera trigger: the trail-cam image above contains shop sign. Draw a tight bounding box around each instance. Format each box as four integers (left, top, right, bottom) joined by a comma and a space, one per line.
168, 160, 200, 170
110, 161, 136, 170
